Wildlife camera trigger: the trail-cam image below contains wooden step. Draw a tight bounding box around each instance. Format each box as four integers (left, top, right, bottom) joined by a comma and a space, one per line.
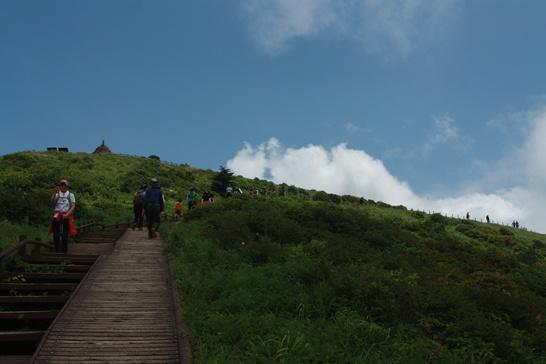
0, 295, 68, 304
22, 255, 96, 265
0, 355, 33, 364
0, 272, 85, 282
0, 310, 59, 320
0, 283, 77, 291
0, 331, 44, 342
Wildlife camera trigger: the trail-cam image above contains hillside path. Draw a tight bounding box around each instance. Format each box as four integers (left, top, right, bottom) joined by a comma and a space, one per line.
32, 229, 184, 363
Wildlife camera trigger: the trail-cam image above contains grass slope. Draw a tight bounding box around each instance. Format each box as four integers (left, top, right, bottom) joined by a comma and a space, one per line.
162, 198, 546, 363
0, 151, 216, 235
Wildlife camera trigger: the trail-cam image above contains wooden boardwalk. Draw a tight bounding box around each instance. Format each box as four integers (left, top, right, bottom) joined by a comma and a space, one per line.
32, 229, 184, 363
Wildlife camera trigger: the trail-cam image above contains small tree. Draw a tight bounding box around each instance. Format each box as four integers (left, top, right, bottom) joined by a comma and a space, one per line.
211, 166, 234, 194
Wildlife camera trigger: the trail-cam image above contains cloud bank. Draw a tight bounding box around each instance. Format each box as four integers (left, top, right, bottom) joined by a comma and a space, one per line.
227, 106, 546, 232
227, 138, 525, 228
241, 0, 459, 55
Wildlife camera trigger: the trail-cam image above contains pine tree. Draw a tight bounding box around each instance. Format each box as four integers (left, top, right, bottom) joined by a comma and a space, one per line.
211, 166, 234, 194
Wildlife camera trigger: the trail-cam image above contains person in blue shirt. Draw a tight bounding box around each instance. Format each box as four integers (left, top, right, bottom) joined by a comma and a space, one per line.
144, 178, 164, 238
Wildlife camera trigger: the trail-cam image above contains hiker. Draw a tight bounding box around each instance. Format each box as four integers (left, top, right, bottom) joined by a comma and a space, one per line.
201, 190, 214, 206
466, 212, 470, 220
486, 215, 490, 223
515, 221, 520, 229
174, 200, 182, 219
186, 187, 199, 210
225, 185, 233, 197
48, 180, 76, 253
144, 178, 164, 238
132, 184, 146, 230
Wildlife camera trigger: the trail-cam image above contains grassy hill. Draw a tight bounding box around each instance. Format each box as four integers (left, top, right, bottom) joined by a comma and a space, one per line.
1, 151, 546, 363
163, 199, 546, 363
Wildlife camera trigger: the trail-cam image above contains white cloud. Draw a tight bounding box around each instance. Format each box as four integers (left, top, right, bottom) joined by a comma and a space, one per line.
227, 104, 546, 232
422, 114, 471, 156
241, 0, 459, 56
242, 0, 336, 54
344, 122, 369, 133
430, 114, 459, 143
227, 137, 528, 230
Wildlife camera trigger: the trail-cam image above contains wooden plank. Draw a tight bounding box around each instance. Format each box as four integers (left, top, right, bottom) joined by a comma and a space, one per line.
0, 331, 44, 342
0, 296, 68, 304
0, 310, 59, 320
0, 283, 77, 291
22, 256, 95, 265
0, 355, 33, 364
0, 272, 85, 282
29, 264, 90, 272
34, 253, 99, 259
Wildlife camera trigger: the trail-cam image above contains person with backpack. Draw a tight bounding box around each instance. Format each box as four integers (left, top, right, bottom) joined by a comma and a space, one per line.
132, 184, 146, 230
186, 187, 199, 210
48, 180, 76, 253
201, 190, 214, 206
144, 178, 164, 238
225, 185, 233, 197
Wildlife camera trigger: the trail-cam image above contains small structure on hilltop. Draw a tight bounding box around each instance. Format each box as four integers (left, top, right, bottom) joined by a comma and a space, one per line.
93, 140, 112, 154
47, 147, 69, 152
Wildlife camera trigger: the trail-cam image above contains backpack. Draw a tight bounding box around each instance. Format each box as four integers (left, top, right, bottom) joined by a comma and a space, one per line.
134, 191, 145, 206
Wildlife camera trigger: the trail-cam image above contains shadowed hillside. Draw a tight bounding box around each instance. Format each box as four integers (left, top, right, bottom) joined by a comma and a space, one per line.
163, 198, 546, 363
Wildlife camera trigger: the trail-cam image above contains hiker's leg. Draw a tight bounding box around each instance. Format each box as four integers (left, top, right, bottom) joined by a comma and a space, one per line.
61, 219, 69, 253
53, 220, 61, 253
151, 205, 160, 238
137, 207, 144, 229
146, 208, 153, 238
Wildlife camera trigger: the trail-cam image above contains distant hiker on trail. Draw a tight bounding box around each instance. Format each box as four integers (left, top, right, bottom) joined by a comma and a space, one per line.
201, 190, 214, 206
225, 185, 233, 197
132, 184, 146, 230
174, 200, 182, 220
466, 212, 470, 220
144, 178, 164, 239
486, 215, 490, 223
186, 187, 199, 210
48, 180, 76, 253
516, 221, 520, 229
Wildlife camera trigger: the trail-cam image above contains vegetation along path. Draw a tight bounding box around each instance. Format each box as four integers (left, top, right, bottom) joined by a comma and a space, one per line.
32, 229, 187, 363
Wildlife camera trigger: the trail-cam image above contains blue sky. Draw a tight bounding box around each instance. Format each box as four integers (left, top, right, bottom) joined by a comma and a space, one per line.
2, 1, 546, 231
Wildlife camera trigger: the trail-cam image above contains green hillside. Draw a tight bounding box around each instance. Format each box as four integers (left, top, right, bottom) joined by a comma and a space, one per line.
1, 151, 546, 363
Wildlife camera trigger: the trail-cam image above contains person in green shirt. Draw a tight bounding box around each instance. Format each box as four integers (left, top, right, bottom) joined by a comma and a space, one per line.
186, 187, 199, 210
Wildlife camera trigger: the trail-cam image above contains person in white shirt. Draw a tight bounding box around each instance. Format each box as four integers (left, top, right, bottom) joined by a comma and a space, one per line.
50, 180, 76, 253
